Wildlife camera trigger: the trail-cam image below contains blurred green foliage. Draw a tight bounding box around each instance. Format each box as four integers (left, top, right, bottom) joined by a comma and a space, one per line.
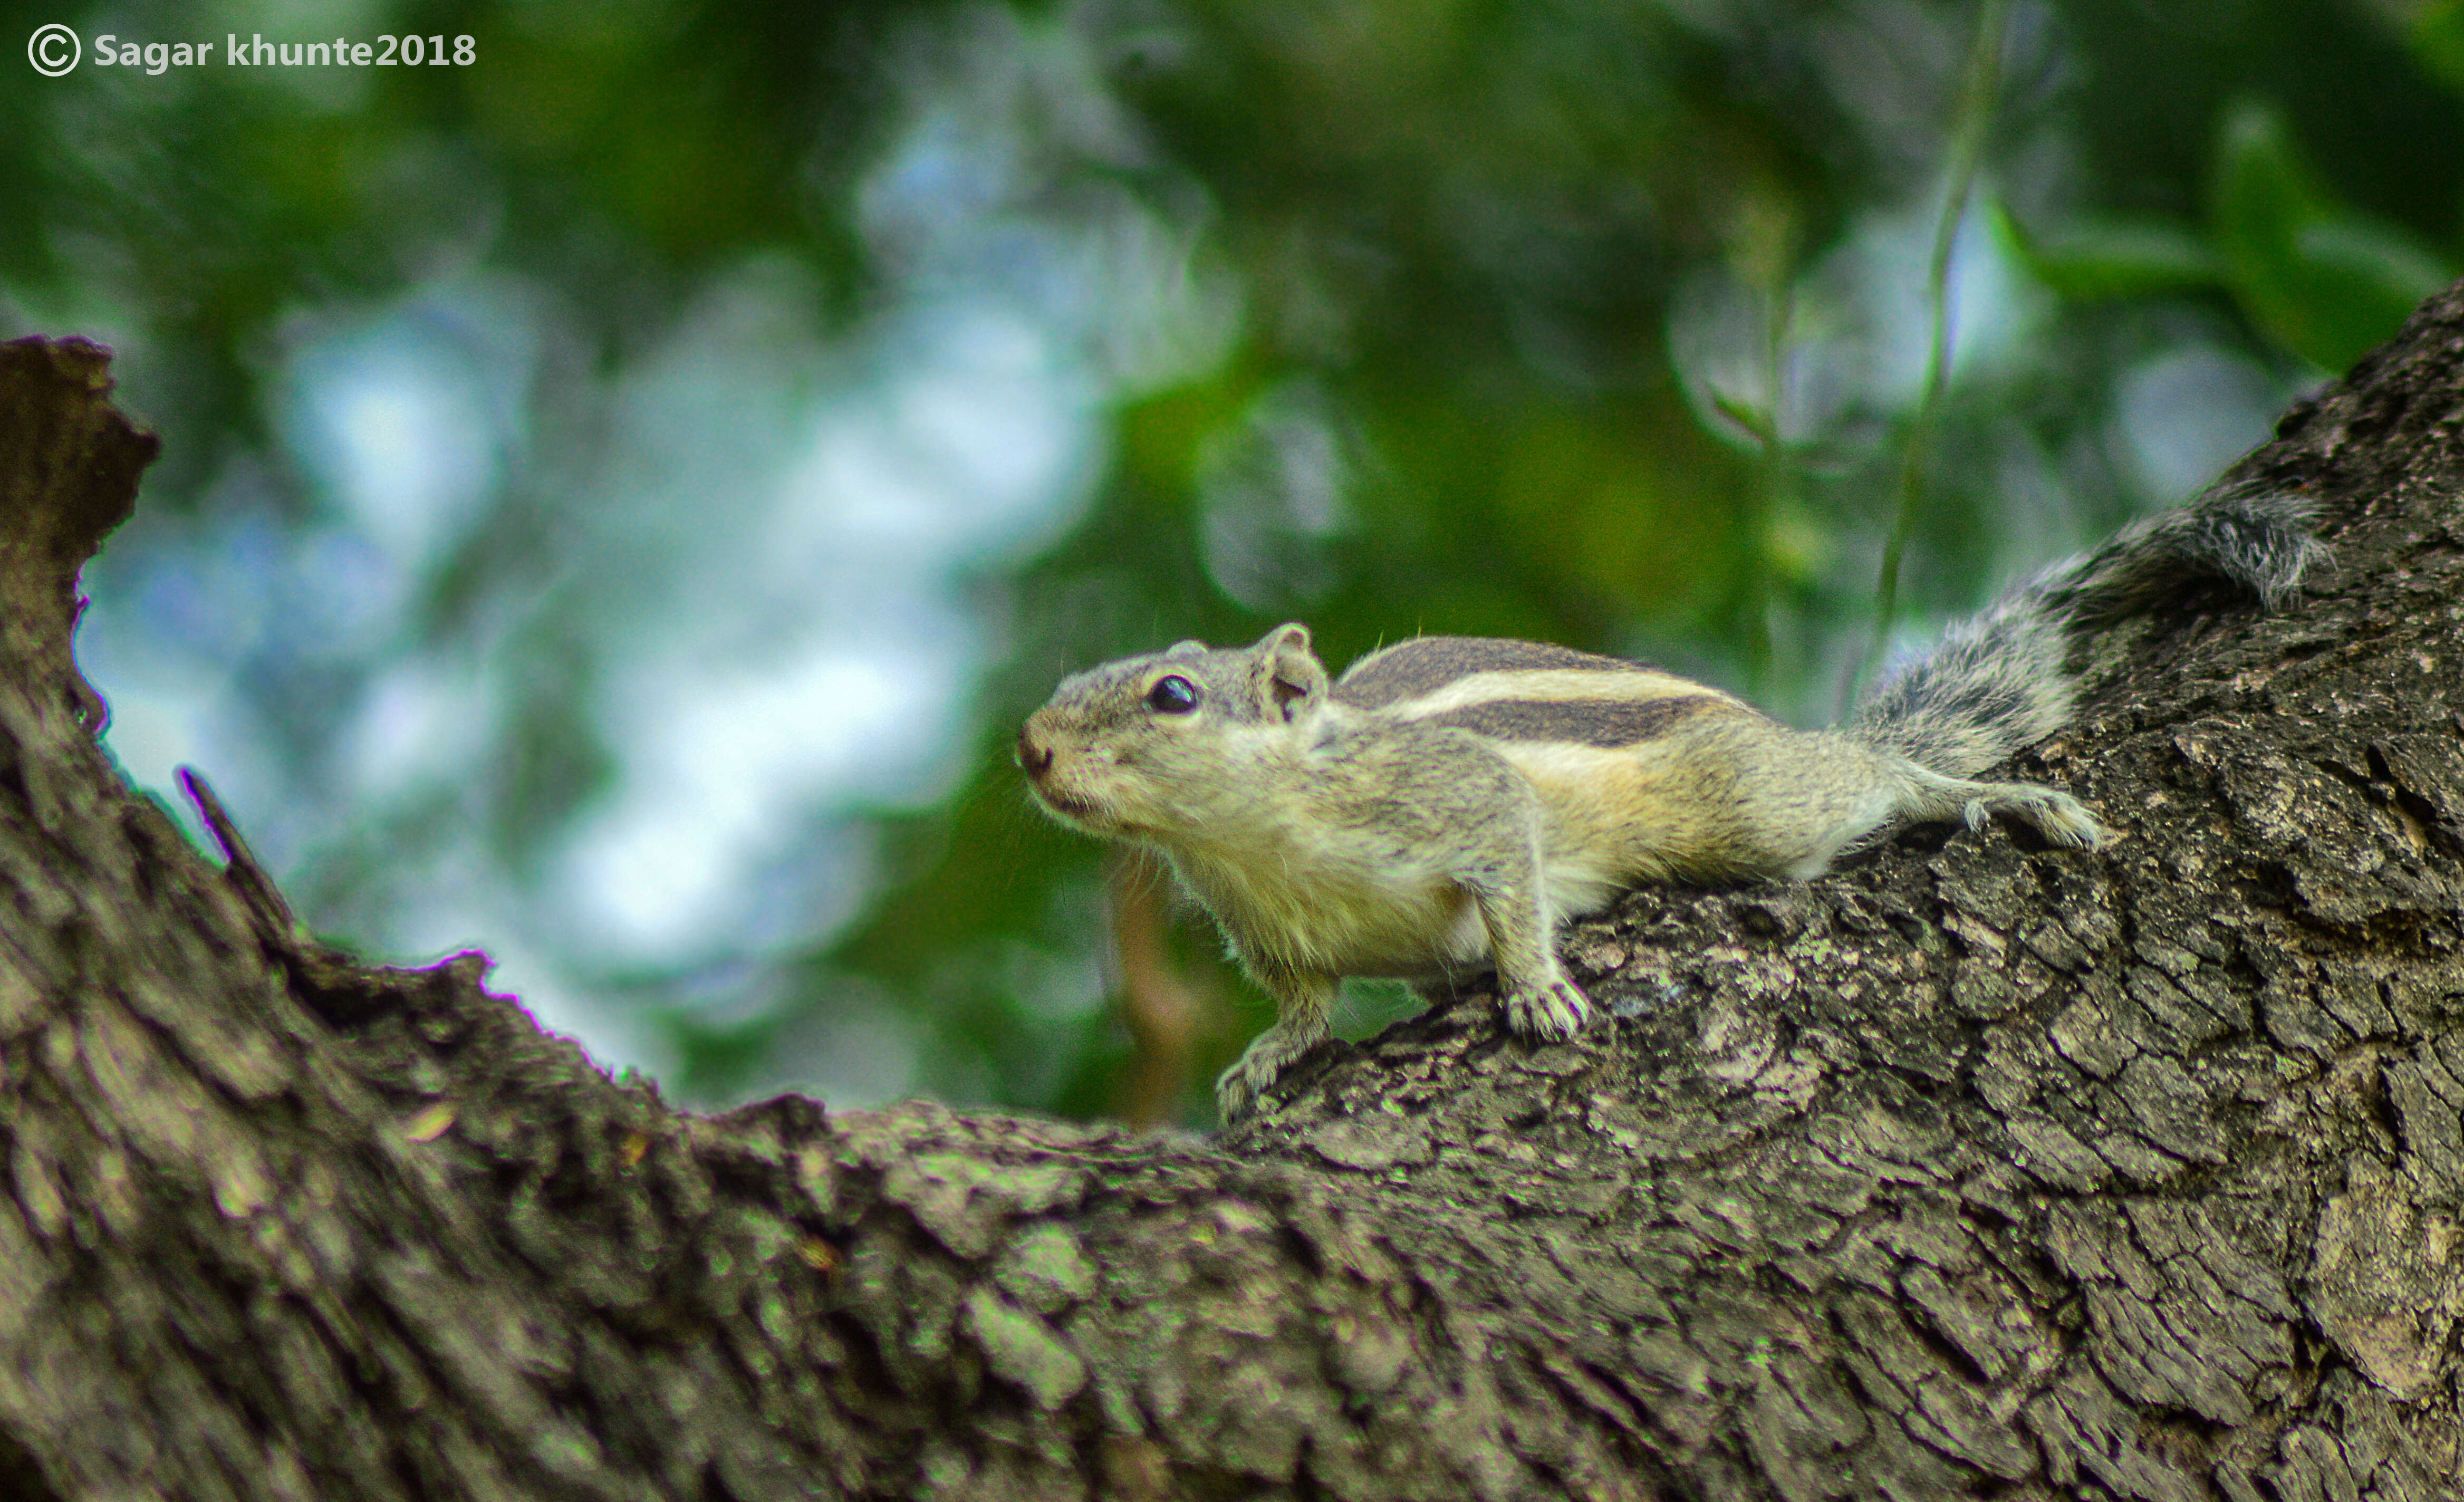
5, 0, 2459, 1124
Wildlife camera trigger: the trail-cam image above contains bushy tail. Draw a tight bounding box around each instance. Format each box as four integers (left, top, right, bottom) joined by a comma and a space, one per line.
1852, 478, 2325, 777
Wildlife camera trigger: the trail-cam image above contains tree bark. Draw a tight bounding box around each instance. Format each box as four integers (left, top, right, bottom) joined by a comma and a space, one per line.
2, 296, 2462, 1502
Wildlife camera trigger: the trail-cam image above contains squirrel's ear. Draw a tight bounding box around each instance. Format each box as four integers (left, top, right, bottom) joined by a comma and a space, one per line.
1254, 622, 1311, 655
1257, 622, 1327, 721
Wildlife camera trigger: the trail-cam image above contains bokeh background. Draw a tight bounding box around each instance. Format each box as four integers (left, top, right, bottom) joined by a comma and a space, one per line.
5, 0, 2456, 1124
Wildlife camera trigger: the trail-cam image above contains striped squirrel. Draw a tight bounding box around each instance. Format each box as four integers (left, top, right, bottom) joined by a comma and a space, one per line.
1018, 480, 2321, 1122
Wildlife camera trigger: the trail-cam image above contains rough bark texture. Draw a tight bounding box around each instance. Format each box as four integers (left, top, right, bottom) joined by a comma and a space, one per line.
1, 291, 2462, 1502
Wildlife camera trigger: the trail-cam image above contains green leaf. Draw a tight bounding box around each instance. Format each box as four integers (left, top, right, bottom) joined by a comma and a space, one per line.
1996, 203, 2226, 301
2211, 99, 2455, 372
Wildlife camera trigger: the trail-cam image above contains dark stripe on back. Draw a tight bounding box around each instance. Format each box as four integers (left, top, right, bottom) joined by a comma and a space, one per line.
1423, 696, 1716, 747
1333, 636, 1655, 710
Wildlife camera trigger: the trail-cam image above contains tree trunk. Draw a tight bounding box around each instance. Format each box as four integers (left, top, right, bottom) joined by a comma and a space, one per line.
3, 301, 2462, 1502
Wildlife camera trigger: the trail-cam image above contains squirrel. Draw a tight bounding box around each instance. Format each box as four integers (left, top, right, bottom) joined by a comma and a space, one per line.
1016, 478, 2322, 1122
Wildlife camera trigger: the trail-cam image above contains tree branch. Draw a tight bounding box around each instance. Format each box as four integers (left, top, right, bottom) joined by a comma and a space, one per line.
3, 296, 2462, 1499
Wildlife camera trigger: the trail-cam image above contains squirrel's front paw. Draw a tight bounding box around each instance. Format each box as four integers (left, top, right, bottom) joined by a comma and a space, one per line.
1215, 1023, 1328, 1123
1504, 976, 1590, 1042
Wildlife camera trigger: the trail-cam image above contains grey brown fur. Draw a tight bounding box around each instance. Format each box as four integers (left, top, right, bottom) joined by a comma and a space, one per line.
1333, 637, 1654, 709
1855, 479, 2325, 774
1019, 479, 2322, 1122
1422, 697, 1718, 747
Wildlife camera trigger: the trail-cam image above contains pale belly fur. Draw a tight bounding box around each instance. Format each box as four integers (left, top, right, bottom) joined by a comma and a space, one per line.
1167, 826, 1627, 981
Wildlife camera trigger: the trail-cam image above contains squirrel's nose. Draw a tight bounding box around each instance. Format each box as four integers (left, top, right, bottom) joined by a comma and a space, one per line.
1016, 725, 1053, 778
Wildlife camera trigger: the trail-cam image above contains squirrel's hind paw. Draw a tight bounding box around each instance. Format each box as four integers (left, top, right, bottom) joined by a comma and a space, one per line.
1505, 976, 1590, 1042
2017, 789, 2105, 849
1964, 781, 2105, 850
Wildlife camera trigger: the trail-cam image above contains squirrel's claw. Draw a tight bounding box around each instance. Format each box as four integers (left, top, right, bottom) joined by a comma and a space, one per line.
1995, 785, 2105, 848
1505, 976, 1590, 1042
2028, 791, 2105, 848
1215, 1019, 1330, 1123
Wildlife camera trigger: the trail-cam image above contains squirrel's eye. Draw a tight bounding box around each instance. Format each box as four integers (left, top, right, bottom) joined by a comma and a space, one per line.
1144, 675, 1200, 714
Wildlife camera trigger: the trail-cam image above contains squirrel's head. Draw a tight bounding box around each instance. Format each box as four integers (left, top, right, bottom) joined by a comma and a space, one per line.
1017, 622, 1331, 840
